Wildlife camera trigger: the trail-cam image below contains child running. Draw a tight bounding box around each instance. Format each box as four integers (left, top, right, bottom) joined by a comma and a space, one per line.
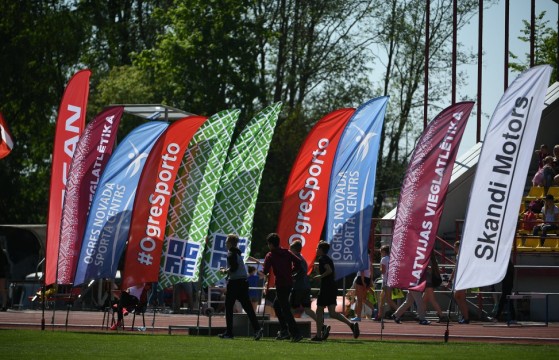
312, 241, 360, 341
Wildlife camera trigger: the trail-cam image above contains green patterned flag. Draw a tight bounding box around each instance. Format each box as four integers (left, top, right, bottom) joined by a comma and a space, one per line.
202, 102, 282, 286
158, 109, 239, 288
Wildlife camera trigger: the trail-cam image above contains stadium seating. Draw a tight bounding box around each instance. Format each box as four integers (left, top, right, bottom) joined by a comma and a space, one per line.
516, 236, 541, 252
542, 238, 559, 250
515, 235, 559, 252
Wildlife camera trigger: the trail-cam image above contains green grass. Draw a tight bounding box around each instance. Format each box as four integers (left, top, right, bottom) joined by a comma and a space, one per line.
0, 329, 557, 359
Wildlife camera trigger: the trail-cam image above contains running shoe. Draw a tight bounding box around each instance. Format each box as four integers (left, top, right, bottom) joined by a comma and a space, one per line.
275, 330, 291, 340
351, 322, 360, 339
291, 334, 304, 343
322, 325, 331, 340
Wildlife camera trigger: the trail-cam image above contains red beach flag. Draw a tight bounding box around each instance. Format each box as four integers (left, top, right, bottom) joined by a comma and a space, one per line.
57, 106, 124, 284
276, 108, 355, 274
45, 69, 91, 286
121, 115, 207, 288
0, 112, 14, 159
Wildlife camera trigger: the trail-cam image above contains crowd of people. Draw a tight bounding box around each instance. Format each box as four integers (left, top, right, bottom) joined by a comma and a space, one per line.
524, 143, 559, 246
217, 233, 360, 341
0, 228, 514, 339
532, 143, 559, 196
1, 149, 550, 339
213, 229, 512, 341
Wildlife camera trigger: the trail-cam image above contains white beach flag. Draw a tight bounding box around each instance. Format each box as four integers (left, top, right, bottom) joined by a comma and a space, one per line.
454, 65, 552, 291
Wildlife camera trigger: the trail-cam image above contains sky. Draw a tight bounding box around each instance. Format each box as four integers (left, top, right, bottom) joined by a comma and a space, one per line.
456, 0, 558, 156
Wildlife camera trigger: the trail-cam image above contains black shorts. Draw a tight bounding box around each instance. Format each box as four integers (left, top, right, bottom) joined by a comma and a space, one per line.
290, 288, 311, 308
317, 285, 337, 307
354, 277, 371, 287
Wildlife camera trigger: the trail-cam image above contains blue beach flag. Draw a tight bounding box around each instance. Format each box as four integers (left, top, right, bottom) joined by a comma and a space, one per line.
325, 96, 388, 280
74, 121, 168, 286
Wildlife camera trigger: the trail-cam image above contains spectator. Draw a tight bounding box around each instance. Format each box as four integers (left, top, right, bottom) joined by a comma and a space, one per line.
521, 204, 538, 233
532, 156, 555, 195
247, 265, 263, 311
110, 283, 146, 330
532, 194, 559, 245
552, 144, 559, 183
535, 143, 549, 169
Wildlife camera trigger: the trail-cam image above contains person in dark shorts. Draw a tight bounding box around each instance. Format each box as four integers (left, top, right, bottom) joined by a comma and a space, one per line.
262, 233, 303, 342
289, 240, 330, 340
218, 234, 263, 340
312, 241, 359, 341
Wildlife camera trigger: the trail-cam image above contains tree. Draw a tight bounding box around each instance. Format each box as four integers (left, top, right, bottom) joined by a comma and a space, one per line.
77, 0, 173, 121
0, 0, 492, 255
132, 0, 262, 119
77, 0, 171, 74
126, 1, 379, 250
370, 0, 485, 216
0, 1, 86, 223
509, 10, 557, 81
250, 0, 379, 248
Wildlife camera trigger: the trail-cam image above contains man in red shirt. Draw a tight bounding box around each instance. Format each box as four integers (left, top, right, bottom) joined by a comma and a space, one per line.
262, 233, 303, 342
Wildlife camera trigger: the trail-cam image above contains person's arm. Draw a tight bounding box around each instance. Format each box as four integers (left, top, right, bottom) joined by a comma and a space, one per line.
247, 256, 261, 265
290, 251, 302, 274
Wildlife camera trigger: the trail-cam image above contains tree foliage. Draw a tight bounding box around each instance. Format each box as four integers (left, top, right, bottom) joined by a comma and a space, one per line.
370, 0, 487, 216
0, 1, 86, 223
0, 0, 498, 254
509, 10, 558, 81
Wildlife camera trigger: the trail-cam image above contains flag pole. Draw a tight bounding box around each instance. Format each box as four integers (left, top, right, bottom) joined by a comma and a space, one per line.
41, 263, 46, 330
445, 239, 463, 343
444, 290, 454, 343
